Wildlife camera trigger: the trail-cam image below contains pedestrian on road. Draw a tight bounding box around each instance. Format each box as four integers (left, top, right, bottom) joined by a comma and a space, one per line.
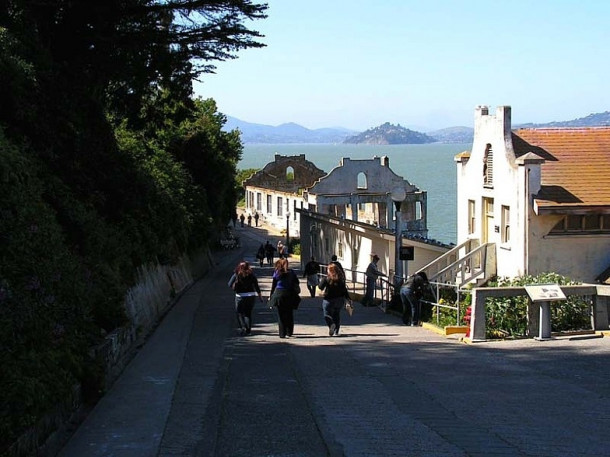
239, 213, 245, 227
247, 214, 252, 227
254, 212, 259, 227
268, 258, 301, 338
318, 263, 352, 336
277, 240, 285, 259
256, 243, 266, 267
303, 256, 320, 297
330, 254, 344, 275
264, 240, 275, 265
399, 271, 429, 326
228, 261, 264, 335
364, 253, 385, 306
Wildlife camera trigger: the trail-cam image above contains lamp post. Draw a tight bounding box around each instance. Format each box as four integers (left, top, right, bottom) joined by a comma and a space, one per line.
286, 211, 290, 253
391, 187, 407, 288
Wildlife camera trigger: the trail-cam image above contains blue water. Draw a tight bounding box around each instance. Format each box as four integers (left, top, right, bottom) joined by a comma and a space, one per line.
239, 143, 472, 244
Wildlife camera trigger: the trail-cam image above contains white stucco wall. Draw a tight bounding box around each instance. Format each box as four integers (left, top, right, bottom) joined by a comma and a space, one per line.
245, 185, 304, 237
457, 106, 528, 278
457, 105, 610, 283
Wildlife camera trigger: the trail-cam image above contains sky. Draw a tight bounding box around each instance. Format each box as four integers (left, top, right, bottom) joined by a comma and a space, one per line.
193, 0, 610, 132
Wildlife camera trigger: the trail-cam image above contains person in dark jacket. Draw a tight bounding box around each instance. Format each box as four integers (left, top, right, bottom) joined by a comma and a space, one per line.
264, 240, 276, 265
303, 256, 320, 297
363, 253, 385, 306
318, 263, 352, 336
256, 244, 266, 267
228, 261, 264, 335
399, 271, 429, 326
268, 258, 300, 338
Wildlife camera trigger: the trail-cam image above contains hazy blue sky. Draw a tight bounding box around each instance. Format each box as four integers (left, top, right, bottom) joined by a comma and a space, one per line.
194, 0, 610, 132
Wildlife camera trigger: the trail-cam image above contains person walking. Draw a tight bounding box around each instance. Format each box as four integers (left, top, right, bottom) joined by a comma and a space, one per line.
268, 258, 301, 338
239, 213, 245, 227
303, 256, 320, 297
318, 263, 352, 337
330, 254, 343, 273
247, 214, 252, 227
254, 212, 259, 227
228, 261, 264, 335
400, 271, 429, 326
277, 240, 285, 259
264, 240, 275, 265
364, 253, 385, 306
256, 243, 266, 267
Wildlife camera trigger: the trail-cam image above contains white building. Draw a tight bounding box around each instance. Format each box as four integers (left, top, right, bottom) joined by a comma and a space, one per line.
455, 105, 610, 283
243, 154, 326, 238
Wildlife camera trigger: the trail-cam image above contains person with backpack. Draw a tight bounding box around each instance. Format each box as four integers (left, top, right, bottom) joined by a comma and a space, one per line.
268, 258, 300, 338
228, 261, 264, 335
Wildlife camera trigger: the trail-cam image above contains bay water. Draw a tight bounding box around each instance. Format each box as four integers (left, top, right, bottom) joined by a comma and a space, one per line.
239, 143, 472, 245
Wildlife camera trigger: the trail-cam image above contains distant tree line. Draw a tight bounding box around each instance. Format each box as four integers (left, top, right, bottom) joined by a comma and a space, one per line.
0, 0, 267, 451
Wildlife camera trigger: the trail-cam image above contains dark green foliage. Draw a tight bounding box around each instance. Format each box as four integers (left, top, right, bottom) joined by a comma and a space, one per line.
486, 273, 590, 338
1, 0, 266, 451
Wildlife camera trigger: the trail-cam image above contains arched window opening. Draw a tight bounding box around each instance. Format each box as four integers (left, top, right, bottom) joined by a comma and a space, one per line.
357, 172, 367, 189
483, 144, 494, 187
286, 166, 295, 181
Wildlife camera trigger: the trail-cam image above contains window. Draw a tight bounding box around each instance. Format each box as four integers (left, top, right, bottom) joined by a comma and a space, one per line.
501, 205, 510, 243
266, 195, 272, 214
483, 144, 493, 187
277, 196, 283, 217
256, 193, 262, 211
286, 166, 294, 182
357, 172, 367, 189
549, 214, 610, 234
338, 241, 343, 258
468, 200, 476, 234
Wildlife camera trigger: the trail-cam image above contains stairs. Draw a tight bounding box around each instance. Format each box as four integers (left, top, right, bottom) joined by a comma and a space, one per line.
420, 239, 496, 288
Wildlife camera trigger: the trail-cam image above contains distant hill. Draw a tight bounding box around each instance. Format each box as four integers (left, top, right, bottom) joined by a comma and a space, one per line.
225, 110, 610, 144
223, 116, 356, 143
516, 111, 610, 128
427, 126, 474, 144
343, 122, 436, 145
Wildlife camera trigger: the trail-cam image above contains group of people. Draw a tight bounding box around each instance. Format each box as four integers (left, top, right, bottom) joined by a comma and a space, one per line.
228, 252, 430, 339
234, 211, 260, 228
228, 254, 353, 338
255, 239, 289, 267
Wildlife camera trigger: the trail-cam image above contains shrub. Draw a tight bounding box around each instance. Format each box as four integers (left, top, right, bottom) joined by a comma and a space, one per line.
485, 273, 590, 339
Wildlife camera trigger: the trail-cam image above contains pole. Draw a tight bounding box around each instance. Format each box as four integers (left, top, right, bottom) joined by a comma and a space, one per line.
286, 213, 290, 252
394, 202, 403, 288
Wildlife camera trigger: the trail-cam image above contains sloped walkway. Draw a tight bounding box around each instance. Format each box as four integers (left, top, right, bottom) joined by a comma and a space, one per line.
58, 220, 610, 457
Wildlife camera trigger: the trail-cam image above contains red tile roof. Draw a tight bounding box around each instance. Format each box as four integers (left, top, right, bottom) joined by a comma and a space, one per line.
512, 128, 610, 211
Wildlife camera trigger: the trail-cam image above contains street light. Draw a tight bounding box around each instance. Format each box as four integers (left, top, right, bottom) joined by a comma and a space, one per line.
286, 211, 291, 253
391, 187, 407, 288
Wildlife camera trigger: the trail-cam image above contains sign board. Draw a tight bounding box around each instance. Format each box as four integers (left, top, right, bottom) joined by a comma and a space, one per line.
524, 284, 567, 302
399, 246, 414, 261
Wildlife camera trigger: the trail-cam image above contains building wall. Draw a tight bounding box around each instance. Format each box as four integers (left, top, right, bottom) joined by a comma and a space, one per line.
457, 105, 610, 283
456, 106, 528, 278
300, 211, 448, 280
245, 185, 304, 237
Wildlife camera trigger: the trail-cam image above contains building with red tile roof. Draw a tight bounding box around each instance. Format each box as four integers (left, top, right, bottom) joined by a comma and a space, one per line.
455, 106, 610, 283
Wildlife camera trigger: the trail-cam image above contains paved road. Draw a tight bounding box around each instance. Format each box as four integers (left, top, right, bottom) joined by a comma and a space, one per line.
59, 222, 610, 457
